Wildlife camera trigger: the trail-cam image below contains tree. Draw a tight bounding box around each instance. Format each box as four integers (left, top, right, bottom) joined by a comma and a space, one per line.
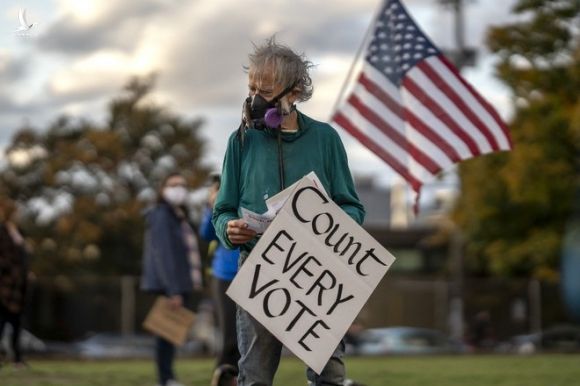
0, 75, 210, 275
453, 0, 580, 279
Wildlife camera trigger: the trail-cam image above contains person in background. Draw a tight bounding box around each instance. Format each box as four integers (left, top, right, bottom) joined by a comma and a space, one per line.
212, 37, 365, 386
0, 197, 29, 369
140, 173, 203, 386
470, 310, 495, 351
200, 173, 240, 386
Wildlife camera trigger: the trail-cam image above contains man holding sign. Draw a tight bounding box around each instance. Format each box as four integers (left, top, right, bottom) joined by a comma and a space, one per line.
213, 37, 365, 386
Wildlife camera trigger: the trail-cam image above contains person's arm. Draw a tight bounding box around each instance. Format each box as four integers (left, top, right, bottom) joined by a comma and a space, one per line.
199, 207, 217, 242
212, 133, 245, 249
149, 208, 181, 296
328, 129, 366, 225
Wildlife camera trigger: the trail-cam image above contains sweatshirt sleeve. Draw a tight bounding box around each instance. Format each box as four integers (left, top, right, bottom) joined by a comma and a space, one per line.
199, 207, 217, 242
212, 132, 242, 249
328, 129, 366, 225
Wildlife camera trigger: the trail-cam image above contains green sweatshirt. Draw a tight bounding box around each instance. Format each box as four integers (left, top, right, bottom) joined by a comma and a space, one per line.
212, 111, 365, 252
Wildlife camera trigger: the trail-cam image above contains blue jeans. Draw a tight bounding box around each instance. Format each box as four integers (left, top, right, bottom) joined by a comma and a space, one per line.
236, 307, 346, 386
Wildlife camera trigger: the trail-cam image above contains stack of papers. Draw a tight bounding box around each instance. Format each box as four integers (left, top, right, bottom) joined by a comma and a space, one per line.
241, 172, 328, 234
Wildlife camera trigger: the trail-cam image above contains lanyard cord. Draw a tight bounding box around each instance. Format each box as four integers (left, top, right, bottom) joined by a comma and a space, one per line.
277, 130, 285, 190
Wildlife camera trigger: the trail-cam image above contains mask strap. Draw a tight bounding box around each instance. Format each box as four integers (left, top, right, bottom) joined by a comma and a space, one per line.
271, 80, 298, 105
282, 104, 297, 117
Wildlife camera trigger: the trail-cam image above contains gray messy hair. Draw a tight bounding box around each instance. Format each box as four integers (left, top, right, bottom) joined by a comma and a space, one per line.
246, 36, 314, 102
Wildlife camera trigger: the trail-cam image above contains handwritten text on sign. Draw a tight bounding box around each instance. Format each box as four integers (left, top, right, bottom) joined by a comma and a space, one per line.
227, 175, 396, 374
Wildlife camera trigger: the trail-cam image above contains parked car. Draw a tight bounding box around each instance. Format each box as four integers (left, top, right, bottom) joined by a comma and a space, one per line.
1, 327, 46, 356
75, 333, 154, 359
74, 332, 206, 359
347, 327, 464, 356
1, 327, 84, 358
502, 325, 580, 354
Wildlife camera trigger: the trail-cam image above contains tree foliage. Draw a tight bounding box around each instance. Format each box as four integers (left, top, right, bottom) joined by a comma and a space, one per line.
453, 0, 580, 279
0, 76, 210, 275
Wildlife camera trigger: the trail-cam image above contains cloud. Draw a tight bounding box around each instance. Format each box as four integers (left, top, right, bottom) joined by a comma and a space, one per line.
0, 51, 30, 86
0, 84, 56, 117
156, 0, 382, 107
0, 93, 60, 146
46, 50, 141, 99
30, 0, 387, 109
35, 0, 167, 55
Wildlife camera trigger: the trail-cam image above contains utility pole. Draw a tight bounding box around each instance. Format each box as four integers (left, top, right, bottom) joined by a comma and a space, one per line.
437, 0, 476, 341
439, 0, 477, 71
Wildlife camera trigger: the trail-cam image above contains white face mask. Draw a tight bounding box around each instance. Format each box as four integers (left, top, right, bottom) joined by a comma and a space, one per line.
162, 186, 188, 206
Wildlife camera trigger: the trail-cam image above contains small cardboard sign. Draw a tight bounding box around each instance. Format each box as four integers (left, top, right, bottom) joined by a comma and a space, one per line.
227, 173, 396, 373
143, 296, 196, 346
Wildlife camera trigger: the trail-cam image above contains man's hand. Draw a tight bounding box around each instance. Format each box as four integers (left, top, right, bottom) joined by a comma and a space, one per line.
227, 219, 256, 245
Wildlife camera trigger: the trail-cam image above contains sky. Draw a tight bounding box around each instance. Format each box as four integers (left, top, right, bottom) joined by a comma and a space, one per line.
0, 0, 519, 193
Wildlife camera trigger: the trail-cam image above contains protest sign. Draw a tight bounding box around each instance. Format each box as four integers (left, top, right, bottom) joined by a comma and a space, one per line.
227, 174, 396, 373
143, 296, 196, 346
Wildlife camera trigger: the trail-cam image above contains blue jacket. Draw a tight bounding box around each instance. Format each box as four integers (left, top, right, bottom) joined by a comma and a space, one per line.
140, 201, 194, 296
199, 207, 239, 281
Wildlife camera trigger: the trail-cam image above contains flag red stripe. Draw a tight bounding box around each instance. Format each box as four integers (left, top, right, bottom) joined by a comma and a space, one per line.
333, 112, 422, 192
438, 56, 513, 148
402, 107, 462, 163
347, 94, 441, 174
359, 71, 460, 163
403, 76, 482, 156
358, 72, 402, 117
418, 60, 500, 151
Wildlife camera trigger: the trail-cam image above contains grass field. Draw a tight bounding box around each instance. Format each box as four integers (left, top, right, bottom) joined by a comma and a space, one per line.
1, 355, 579, 386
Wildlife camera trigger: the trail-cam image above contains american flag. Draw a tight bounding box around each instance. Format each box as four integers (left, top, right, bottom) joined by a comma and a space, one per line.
332, 0, 512, 208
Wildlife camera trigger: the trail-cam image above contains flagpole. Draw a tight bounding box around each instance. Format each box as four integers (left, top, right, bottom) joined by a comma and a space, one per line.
328, 2, 384, 120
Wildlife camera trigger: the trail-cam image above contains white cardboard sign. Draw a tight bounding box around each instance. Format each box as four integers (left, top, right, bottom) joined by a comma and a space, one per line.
227, 174, 396, 374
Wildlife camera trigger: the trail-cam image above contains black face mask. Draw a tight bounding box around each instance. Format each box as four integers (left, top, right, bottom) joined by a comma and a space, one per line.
249, 94, 276, 129
243, 81, 297, 130
251, 94, 274, 119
